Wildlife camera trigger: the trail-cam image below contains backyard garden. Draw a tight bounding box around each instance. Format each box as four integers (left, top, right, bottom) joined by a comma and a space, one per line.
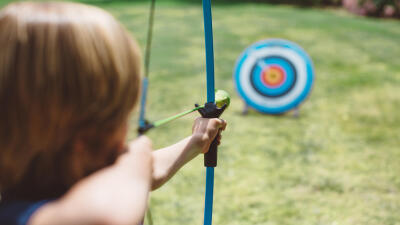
1, 0, 399, 224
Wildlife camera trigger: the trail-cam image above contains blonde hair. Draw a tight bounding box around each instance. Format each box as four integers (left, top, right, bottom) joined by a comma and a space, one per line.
0, 2, 141, 196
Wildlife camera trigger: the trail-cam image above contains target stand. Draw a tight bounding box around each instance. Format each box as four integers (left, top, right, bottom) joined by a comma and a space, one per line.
234, 39, 314, 116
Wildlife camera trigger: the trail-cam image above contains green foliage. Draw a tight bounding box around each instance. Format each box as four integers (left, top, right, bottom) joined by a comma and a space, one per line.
250, 0, 342, 6
359, 0, 400, 17
171, 0, 342, 6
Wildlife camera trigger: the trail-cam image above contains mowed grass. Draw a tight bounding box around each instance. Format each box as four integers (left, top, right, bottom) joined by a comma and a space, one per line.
2, 1, 400, 224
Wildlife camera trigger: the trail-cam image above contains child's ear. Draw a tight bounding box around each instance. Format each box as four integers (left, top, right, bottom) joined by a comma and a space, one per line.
69, 138, 92, 182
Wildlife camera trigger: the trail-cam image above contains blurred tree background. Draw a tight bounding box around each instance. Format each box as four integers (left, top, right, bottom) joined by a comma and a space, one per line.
48, 0, 400, 18
173, 0, 400, 17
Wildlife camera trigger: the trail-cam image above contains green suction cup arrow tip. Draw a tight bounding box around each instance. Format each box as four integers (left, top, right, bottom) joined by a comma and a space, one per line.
215, 89, 230, 108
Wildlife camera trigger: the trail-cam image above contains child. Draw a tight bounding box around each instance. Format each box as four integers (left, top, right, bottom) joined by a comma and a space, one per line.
0, 2, 227, 225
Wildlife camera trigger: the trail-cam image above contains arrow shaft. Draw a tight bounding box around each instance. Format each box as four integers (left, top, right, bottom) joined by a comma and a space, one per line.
153, 105, 203, 128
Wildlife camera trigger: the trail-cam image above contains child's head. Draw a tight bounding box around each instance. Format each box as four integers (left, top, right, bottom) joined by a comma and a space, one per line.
0, 2, 141, 199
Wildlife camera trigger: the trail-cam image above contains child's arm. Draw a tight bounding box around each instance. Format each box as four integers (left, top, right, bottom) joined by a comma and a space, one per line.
151, 117, 227, 190
28, 118, 226, 225
29, 136, 153, 225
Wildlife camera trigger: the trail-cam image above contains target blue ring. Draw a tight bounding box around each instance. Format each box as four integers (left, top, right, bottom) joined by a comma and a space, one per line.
251, 57, 296, 97
233, 39, 314, 114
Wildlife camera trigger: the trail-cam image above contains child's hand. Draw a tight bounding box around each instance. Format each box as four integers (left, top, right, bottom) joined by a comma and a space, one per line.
192, 117, 227, 153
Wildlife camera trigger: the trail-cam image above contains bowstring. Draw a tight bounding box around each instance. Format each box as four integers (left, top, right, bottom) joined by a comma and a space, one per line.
138, 0, 156, 224
139, 0, 156, 129
144, 0, 156, 79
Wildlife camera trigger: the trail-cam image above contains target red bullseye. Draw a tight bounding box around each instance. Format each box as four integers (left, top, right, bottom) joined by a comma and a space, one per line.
261, 65, 286, 88
234, 39, 314, 114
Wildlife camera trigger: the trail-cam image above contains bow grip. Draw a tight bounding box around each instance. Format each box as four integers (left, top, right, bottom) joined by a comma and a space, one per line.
197, 102, 226, 167
205, 136, 219, 167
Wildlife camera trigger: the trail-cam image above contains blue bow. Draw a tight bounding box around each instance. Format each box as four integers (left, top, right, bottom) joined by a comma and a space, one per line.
202, 1, 217, 224
138, 1, 220, 224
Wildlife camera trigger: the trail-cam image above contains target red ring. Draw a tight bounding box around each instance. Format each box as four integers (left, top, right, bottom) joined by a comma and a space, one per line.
261, 65, 286, 88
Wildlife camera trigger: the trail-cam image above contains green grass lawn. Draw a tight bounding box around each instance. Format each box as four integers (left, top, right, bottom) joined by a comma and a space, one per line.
2, 0, 400, 224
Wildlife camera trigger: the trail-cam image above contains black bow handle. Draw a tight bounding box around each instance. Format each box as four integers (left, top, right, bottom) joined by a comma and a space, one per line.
195, 102, 227, 167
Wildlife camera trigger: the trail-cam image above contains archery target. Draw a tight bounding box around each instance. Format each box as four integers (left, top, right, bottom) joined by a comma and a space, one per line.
234, 39, 314, 114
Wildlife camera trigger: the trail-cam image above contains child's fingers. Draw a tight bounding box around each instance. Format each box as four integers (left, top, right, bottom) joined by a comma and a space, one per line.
211, 118, 227, 130
220, 119, 227, 131
215, 129, 222, 146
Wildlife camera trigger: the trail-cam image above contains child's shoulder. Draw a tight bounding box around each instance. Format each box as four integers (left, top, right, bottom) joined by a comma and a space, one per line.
0, 200, 49, 225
